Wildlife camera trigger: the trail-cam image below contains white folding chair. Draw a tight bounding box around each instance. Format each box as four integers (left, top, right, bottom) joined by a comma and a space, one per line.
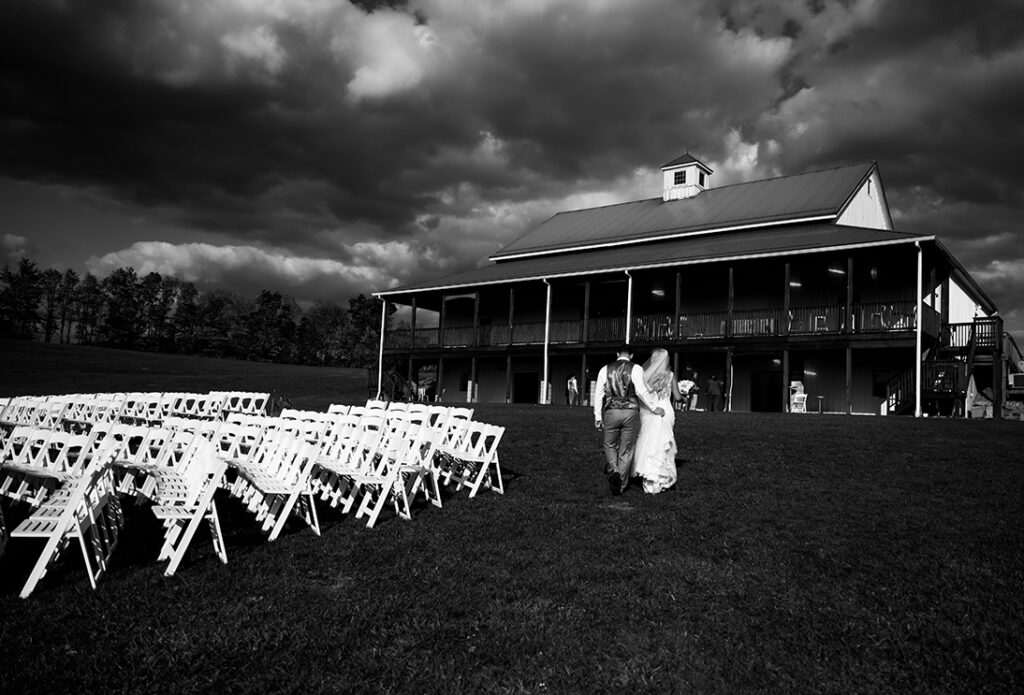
197, 392, 227, 420
0, 427, 57, 505
149, 437, 228, 575
10, 446, 123, 598
313, 413, 386, 511
439, 422, 505, 498
228, 433, 320, 541
351, 417, 444, 528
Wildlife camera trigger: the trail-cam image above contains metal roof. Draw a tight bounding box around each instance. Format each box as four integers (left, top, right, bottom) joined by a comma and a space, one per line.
661, 153, 713, 171
380, 223, 928, 297
491, 161, 875, 261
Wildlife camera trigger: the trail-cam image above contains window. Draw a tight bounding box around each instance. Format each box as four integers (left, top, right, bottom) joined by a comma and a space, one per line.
699, 171, 706, 187
459, 373, 470, 392
674, 170, 686, 185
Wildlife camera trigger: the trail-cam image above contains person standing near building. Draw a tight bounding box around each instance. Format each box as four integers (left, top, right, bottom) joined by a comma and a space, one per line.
677, 371, 695, 411
567, 374, 580, 406
593, 344, 664, 495
706, 374, 724, 412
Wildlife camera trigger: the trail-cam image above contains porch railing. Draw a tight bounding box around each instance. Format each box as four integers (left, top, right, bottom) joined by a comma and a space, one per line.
442, 326, 476, 347
588, 316, 626, 343
549, 319, 584, 344
384, 327, 439, 349
385, 297, 941, 350
678, 311, 727, 339
788, 304, 846, 334
510, 322, 546, 345
483, 324, 510, 346
886, 359, 967, 414
632, 314, 675, 343
731, 308, 782, 337
854, 300, 916, 333
945, 317, 1001, 350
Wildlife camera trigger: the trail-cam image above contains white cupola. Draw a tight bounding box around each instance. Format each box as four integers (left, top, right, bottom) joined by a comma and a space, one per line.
661, 152, 713, 201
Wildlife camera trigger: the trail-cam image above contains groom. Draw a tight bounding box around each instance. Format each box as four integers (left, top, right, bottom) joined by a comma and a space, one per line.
593, 344, 664, 495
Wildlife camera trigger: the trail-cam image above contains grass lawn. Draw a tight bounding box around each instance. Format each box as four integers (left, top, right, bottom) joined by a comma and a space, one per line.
1, 341, 1022, 693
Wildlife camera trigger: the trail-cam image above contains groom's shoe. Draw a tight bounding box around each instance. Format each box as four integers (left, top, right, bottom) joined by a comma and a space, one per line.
608, 472, 622, 495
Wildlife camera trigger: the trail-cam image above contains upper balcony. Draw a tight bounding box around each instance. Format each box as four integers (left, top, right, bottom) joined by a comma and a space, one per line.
384, 299, 936, 351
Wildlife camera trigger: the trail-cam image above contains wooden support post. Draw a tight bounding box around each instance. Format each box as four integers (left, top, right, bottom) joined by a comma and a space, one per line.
674, 270, 682, 341
505, 355, 512, 404
993, 316, 1004, 420
473, 292, 480, 346
469, 355, 477, 404
407, 356, 414, 391
582, 280, 591, 344
508, 287, 515, 345
783, 262, 791, 336
727, 266, 734, 338
782, 349, 790, 413
846, 256, 854, 333
940, 275, 950, 327
625, 271, 633, 343
846, 347, 853, 415
437, 357, 444, 403
580, 353, 587, 406
915, 242, 923, 417
725, 349, 733, 412
542, 279, 552, 405
410, 296, 417, 347
439, 294, 447, 350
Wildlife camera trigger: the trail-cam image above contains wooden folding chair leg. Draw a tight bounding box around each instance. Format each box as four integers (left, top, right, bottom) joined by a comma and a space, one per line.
298, 492, 320, 537
468, 453, 505, 498
356, 484, 389, 528
266, 493, 294, 541
162, 505, 208, 576
76, 530, 99, 590
19, 527, 72, 599
206, 502, 228, 564
266, 488, 320, 541
0, 506, 7, 558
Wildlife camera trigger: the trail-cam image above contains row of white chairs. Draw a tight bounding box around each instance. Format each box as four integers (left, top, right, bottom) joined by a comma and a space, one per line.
1, 397, 504, 597
0, 391, 272, 435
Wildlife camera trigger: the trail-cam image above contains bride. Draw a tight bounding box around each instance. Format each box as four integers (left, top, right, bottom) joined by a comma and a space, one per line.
633, 348, 682, 494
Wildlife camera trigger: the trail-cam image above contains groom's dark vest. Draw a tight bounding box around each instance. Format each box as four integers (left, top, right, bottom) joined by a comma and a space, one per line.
603, 360, 639, 411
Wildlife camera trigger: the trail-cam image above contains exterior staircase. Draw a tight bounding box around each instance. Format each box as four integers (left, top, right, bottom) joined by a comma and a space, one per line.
367, 362, 417, 401
885, 318, 998, 415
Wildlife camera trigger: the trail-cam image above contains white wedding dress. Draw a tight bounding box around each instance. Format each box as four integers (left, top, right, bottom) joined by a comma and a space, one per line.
633, 385, 678, 494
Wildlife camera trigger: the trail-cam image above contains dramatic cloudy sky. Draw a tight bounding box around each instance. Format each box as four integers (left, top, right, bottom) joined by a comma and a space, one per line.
1, 0, 1023, 340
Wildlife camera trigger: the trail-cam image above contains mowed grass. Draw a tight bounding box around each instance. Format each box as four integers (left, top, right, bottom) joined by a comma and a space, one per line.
0, 339, 369, 409
1, 342, 1022, 693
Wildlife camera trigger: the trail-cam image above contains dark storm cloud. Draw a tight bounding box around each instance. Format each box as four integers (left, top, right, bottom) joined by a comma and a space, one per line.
0, 0, 477, 247
1, 0, 1022, 337
0, 1, 787, 247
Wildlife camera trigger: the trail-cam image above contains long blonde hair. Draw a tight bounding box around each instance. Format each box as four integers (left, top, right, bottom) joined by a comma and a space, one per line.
642, 348, 672, 398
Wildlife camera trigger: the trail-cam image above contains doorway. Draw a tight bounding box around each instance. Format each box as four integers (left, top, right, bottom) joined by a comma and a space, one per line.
751, 371, 784, 412
512, 372, 539, 403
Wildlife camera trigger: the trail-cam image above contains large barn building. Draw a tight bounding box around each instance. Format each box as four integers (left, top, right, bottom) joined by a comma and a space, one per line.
375, 155, 1020, 417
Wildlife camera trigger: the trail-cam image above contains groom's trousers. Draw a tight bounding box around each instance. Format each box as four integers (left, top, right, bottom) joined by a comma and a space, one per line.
602, 408, 640, 479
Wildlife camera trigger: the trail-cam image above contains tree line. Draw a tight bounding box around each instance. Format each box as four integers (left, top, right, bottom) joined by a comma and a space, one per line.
0, 257, 394, 368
